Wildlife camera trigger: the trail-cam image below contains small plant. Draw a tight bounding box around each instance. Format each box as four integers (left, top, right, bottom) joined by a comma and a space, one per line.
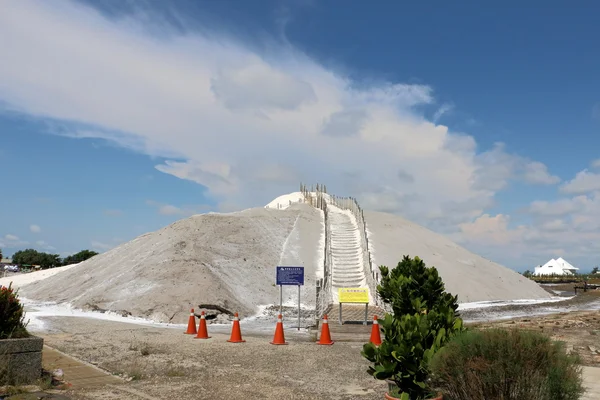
429, 329, 585, 400
140, 343, 151, 356
166, 367, 187, 377
362, 256, 464, 400
0, 283, 29, 339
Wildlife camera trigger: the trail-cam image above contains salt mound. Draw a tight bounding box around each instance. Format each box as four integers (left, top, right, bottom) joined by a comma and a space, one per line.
0, 263, 80, 289
363, 211, 550, 302
20, 192, 550, 324
265, 192, 306, 209
21, 204, 324, 324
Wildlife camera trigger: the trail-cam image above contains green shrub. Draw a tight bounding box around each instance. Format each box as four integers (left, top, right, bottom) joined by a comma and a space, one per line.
429, 329, 584, 400
0, 283, 29, 339
362, 255, 464, 400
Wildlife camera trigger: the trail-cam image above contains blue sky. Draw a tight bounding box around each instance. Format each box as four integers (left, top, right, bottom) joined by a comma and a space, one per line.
1, 0, 600, 271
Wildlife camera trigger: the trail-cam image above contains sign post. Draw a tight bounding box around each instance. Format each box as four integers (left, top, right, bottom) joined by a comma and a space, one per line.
338, 288, 370, 325
276, 266, 305, 330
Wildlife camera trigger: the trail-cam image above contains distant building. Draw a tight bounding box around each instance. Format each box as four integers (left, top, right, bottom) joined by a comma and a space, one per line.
0, 258, 13, 265
534, 257, 579, 276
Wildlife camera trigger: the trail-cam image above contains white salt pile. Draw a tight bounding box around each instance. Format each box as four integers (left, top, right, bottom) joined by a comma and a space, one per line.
18, 192, 550, 324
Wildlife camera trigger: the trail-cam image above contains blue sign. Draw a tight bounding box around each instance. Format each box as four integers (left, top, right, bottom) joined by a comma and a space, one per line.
276, 266, 304, 286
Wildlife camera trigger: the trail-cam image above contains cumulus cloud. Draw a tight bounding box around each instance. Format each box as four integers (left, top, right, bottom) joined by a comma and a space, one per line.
458, 177, 600, 269
30, 224, 41, 233
522, 162, 561, 185
0, 0, 567, 266
472, 144, 560, 191
321, 109, 368, 137
211, 64, 317, 111
459, 214, 527, 247
0, 234, 28, 248
36, 240, 56, 251
560, 169, 600, 194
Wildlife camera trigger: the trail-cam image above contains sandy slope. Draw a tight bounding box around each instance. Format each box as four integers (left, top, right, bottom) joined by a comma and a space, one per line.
21, 204, 323, 324
364, 210, 551, 302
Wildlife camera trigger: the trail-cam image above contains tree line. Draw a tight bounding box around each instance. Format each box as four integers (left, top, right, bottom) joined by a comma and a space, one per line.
3, 249, 98, 269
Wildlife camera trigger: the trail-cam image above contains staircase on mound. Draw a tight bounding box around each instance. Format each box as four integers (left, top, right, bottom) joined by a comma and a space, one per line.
329, 205, 369, 298
300, 183, 384, 334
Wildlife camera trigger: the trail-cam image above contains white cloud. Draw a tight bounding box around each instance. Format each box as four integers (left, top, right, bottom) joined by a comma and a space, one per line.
559, 169, 600, 194
36, 240, 56, 251
522, 161, 561, 185
0, 234, 28, 249
0, 0, 569, 266
457, 183, 600, 269
210, 64, 317, 111
471, 143, 559, 192
458, 214, 527, 247
29, 224, 41, 233
432, 103, 454, 122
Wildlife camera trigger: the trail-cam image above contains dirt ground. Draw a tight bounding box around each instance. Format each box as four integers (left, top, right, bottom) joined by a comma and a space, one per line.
37, 317, 387, 400
36, 309, 600, 399
8, 288, 600, 399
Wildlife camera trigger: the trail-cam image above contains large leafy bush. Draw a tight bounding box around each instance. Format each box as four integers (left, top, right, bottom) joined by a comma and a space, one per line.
429, 329, 584, 400
362, 255, 464, 400
0, 283, 29, 339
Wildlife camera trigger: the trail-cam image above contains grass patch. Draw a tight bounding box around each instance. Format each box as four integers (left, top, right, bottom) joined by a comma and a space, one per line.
128, 338, 156, 357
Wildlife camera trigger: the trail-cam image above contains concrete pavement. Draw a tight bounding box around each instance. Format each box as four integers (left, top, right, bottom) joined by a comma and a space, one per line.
582, 366, 600, 400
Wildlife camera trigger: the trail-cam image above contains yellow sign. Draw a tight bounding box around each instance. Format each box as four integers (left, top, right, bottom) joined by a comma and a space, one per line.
338, 288, 369, 303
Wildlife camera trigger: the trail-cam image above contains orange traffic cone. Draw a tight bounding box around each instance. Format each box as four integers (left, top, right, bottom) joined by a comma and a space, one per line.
317, 314, 334, 345
194, 311, 211, 339
369, 315, 382, 346
270, 314, 288, 345
184, 308, 197, 335
227, 312, 246, 343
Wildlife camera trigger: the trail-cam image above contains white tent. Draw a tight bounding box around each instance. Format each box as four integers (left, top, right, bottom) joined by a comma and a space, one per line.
534, 258, 579, 276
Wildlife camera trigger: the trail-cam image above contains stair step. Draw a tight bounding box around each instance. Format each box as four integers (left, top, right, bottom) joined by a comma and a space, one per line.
333, 276, 364, 282
333, 273, 364, 280
333, 259, 361, 264
333, 261, 361, 266
332, 280, 364, 286
333, 265, 363, 270
326, 205, 371, 304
